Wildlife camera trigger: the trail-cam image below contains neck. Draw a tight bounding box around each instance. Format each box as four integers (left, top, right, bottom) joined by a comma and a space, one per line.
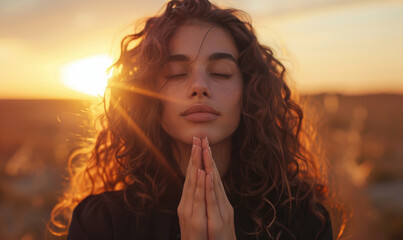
171, 137, 232, 177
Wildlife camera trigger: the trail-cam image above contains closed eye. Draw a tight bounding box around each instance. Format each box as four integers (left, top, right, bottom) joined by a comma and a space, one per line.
210, 73, 231, 78
165, 73, 188, 79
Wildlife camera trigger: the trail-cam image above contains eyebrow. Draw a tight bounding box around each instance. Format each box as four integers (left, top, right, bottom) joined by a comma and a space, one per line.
167, 52, 237, 64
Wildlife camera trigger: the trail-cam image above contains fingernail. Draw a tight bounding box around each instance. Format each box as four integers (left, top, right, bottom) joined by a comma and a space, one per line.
205, 136, 209, 145
193, 136, 197, 144
209, 172, 214, 181
208, 146, 212, 157
198, 169, 202, 179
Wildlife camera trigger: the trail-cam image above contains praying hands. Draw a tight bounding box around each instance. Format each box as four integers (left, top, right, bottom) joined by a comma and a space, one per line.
177, 137, 237, 240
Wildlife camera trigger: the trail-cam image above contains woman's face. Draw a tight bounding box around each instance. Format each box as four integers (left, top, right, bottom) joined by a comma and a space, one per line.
158, 22, 243, 145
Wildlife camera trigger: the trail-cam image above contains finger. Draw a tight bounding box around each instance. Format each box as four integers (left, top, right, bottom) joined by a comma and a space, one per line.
179, 144, 195, 216
201, 137, 221, 188
194, 136, 202, 148
184, 143, 194, 180
205, 171, 221, 221
182, 139, 195, 192
202, 138, 231, 213
195, 137, 204, 170
192, 169, 206, 219
182, 142, 202, 211
183, 137, 201, 191
201, 136, 209, 155
193, 137, 203, 170
201, 137, 220, 177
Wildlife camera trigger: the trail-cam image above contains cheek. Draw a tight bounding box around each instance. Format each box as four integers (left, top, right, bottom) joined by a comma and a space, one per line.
161, 102, 175, 130
217, 81, 243, 127
160, 99, 186, 141
221, 80, 243, 112
227, 92, 242, 126
230, 82, 243, 127
159, 85, 178, 129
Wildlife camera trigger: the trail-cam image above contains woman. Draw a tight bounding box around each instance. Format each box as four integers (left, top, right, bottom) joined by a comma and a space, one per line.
50, 0, 337, 239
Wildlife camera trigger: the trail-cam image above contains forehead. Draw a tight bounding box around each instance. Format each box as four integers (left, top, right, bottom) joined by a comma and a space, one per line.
168, 22, 239, 59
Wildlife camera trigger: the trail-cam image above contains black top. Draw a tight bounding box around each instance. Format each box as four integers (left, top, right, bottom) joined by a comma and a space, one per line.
68, 184, 333, 240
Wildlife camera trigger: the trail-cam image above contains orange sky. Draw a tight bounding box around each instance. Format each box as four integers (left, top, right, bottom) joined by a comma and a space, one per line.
0, 0, 402, 99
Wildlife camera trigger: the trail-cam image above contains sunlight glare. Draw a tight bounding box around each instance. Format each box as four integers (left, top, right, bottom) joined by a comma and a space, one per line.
61, 55, 113, 96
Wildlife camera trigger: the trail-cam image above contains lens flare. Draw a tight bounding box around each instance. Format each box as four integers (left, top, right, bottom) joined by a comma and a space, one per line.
61, 55, 113, 97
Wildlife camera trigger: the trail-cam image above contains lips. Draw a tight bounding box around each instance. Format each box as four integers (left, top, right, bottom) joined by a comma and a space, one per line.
180, 103, 220, 122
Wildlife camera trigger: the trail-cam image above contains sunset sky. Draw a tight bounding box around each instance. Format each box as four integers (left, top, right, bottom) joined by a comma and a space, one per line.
0, 0, 402, 99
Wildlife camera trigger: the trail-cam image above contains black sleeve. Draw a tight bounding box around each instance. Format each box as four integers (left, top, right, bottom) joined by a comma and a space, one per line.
267, 202, 333, 240
67, 194, 113, 240
297, 203, 333, 240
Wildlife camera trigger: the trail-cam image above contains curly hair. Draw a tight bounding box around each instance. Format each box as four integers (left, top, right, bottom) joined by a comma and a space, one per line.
50, 0, 343, 239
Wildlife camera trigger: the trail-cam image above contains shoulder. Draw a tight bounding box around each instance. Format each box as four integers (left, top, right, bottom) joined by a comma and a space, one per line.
291, 202, 333, 240
236, 198, 333, 240
260, 200, 333, 240
75, 191, 121, 217
67, 191, 128, 240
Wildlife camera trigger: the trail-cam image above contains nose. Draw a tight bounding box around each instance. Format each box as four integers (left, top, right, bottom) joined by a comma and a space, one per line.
188, 71, 211, 98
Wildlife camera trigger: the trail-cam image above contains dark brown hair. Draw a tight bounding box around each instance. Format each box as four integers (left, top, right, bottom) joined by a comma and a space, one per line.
50, 0, 342, 238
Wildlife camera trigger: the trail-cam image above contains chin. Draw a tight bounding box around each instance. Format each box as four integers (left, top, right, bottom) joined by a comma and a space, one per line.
177, 128, 232, 145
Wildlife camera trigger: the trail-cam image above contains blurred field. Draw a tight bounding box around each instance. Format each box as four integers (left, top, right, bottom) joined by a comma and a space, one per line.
0, 94, 402, 240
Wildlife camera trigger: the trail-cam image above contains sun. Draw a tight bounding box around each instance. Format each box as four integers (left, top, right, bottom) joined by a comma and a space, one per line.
61, 54, 113, 97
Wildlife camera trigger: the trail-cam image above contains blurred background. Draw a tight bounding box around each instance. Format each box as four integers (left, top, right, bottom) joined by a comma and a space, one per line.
0, 0, 402, 239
